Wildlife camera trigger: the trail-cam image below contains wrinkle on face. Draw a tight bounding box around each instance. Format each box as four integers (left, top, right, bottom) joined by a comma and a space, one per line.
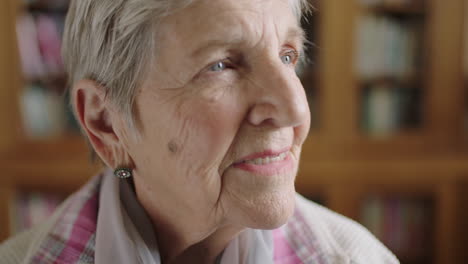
135, 0, 305, 201
170, 104, 225, 186
127, 0, 310, 261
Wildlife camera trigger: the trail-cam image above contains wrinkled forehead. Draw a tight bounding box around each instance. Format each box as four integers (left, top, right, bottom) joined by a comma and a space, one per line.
158, 0, 299, 50
174, 0, 291, 16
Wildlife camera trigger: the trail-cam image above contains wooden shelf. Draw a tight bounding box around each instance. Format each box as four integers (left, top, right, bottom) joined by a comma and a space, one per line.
5, 135, 87, 159
23, 73, 67, 92
364, 3, 426, 17
0, 135, 100, 192
0, 157, 99, 192
359, 74, 424, 88
297, 156, 468, 187
300, 130, 467, 160
20, 1, 68, 14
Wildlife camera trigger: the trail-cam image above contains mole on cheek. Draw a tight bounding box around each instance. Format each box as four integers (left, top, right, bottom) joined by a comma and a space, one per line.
168, 140, 179, 154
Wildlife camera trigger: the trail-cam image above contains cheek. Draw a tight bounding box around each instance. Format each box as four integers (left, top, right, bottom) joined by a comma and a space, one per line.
175, 97, 242, 162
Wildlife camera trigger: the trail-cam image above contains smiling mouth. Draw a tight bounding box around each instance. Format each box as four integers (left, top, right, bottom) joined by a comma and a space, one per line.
231, 149, 294, 176
233, 147, 292, 166
237, 152, 289, 165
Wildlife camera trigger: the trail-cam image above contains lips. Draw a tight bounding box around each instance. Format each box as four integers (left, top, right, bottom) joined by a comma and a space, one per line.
242, 152, 289, 165
232, 148, 294, 176
233, 147, 291, 165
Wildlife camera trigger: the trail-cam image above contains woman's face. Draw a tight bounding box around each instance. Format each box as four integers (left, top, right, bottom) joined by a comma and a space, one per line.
127, 0, 310, 230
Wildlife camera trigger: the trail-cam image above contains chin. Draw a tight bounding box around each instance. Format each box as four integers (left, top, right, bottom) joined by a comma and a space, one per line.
224, 167, 298, 230
242, 186, 297, 230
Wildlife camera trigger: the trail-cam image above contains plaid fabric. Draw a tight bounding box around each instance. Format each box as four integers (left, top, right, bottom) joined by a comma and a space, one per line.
280, 208, 331, 264
274, 204, 349, 264
25, 173, 347, 264
29, 175, 101, 264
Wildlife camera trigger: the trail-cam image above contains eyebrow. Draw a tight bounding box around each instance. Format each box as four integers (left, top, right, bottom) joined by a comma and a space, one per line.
286, 26, 307, 54
190, 25, 308, 58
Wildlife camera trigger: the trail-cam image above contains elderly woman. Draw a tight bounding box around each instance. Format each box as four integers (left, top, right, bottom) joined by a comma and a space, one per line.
1, 0, 398, 263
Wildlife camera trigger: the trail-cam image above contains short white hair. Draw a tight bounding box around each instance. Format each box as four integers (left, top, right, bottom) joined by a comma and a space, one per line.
62, 0, 311, 131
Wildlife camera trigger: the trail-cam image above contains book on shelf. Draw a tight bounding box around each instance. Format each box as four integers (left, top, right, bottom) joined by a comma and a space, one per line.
20, 84, 69, 138
10, 191, 64, 234
355, 2, 424, 137
355, 13, 423, 80
362, 83, 398, 136
16, 1, 78, 138
361, 84, 422, 136
360, 195, 433, 260
16, 12, 65, 80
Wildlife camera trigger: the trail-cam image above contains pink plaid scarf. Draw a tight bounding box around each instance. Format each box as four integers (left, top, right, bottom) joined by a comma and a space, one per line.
27, 172, 327, 264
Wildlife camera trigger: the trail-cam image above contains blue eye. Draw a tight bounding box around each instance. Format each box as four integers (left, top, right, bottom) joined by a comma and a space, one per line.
281, 50, 299, 65
209, 61, 227, 72
281, 54, 293, 64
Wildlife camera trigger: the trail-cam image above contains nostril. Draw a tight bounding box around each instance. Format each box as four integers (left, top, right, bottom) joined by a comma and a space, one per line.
260, 118, 276, 127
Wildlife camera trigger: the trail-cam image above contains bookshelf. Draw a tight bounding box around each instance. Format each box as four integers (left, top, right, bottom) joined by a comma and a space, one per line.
297, 0, 467, 264
0, 0, 98, 241
0, 0, 467, 263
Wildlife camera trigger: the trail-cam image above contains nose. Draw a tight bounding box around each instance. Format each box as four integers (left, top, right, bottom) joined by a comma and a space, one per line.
247, 60, 310, 128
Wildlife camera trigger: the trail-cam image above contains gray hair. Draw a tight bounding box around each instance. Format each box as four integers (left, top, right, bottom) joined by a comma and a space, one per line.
62, 0, 311, 133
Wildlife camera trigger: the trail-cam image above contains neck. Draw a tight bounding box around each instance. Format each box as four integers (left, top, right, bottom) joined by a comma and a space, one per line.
134, 179, 243, 264
160, 225, 243, 264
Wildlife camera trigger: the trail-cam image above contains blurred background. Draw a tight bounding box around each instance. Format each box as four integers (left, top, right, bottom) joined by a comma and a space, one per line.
0, 0, 467, 263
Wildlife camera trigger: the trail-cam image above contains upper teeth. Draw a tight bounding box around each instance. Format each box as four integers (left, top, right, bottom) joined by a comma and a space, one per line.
244, 152, 288, 165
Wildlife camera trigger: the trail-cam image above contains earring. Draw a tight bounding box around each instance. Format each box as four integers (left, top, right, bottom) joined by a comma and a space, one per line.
114, 168, 133, 179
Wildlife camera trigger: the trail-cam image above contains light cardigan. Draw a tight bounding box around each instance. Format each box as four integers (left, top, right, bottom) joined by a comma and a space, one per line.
0, 169, 399, 264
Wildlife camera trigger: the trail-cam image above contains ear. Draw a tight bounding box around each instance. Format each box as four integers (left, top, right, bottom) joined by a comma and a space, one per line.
72, 79, 131, 169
